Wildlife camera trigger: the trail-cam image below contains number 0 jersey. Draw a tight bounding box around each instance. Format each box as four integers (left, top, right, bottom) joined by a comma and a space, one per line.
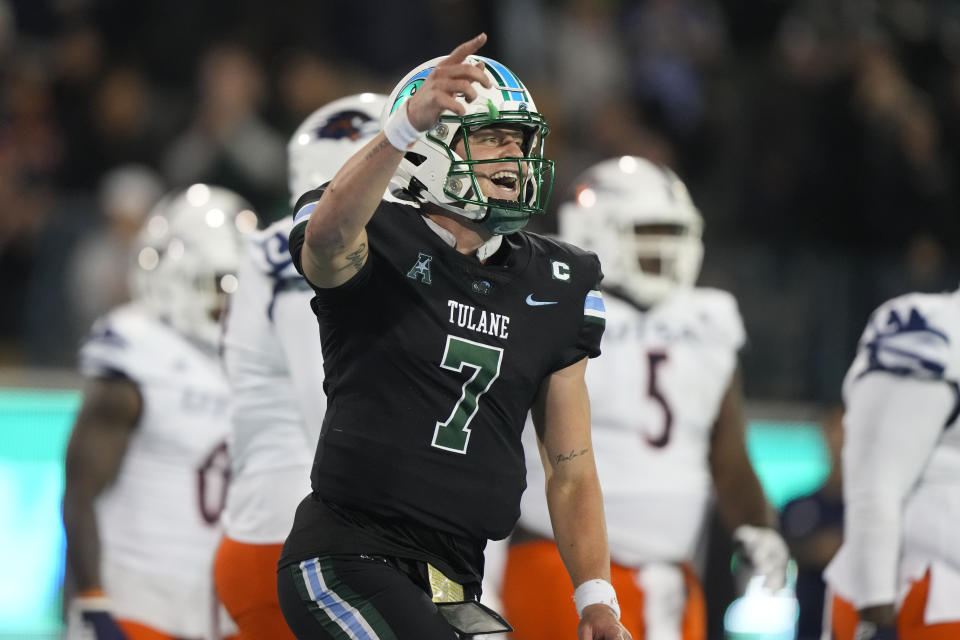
520, 287, 745, 565
77, 304, 233, 637
282, 195, 604, 580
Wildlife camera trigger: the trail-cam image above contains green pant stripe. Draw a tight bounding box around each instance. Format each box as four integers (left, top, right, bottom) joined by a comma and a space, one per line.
294, 558, 399, 640
316, 557, 398, 640
292, 563, 355, 639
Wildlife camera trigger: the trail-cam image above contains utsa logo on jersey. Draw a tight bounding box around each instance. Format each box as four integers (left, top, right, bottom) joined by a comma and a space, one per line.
182, 387, 230, 415
602, 315, 700, 344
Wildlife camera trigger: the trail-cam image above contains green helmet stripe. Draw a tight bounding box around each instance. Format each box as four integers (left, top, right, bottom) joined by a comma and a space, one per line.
495, 60, 530, 102
480, 64, 513, 102
477, 57, 529, 102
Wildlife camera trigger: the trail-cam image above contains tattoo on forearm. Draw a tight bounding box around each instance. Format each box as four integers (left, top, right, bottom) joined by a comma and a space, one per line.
555, 448, 588, 464
364, 138, 393, 161
336, 243, 367, 274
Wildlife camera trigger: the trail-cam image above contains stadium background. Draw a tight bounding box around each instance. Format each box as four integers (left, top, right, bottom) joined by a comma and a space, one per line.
1, 0, 958, 637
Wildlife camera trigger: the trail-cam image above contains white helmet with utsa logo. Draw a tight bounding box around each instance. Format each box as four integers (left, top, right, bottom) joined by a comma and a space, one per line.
384, 55, 554, 234
130, 184, 258, 346
287, 92, 387, 204
558, 156, 704, 307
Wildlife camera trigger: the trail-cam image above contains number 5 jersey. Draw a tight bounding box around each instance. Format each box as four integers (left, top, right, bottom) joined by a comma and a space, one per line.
520, 287, 746, 564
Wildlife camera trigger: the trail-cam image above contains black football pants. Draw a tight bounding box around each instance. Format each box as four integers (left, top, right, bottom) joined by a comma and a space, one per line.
277, 554, 480, 640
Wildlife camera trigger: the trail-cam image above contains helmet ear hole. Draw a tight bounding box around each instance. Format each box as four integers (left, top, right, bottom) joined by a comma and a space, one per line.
404, 152, 427, 167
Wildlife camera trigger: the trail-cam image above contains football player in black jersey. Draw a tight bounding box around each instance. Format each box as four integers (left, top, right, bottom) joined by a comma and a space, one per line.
277, 34, 631, 640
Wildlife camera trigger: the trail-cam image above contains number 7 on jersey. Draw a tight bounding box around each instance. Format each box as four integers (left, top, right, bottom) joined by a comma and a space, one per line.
432, 335, 504, 454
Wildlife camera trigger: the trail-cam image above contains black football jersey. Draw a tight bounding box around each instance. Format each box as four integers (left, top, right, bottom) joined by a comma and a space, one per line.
283, 194, 604, 577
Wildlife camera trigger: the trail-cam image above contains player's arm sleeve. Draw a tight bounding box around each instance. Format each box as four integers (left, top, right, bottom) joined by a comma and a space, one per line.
841, 371, 955, 608
552, 255, 605, 371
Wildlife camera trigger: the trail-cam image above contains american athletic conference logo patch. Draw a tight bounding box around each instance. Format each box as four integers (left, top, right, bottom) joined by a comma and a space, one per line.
407, 252, 433, 284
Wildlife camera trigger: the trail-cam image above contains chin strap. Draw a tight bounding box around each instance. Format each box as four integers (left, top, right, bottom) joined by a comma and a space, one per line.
483, 200, 532, 235
434, 197, 488, 222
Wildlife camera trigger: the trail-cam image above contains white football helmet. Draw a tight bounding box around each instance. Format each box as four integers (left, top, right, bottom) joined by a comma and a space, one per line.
129, 200, 175, 310
384, 55, 554, 234
287, 92, 387, 205
558, 156, 704, 307
129, 184, 258, 346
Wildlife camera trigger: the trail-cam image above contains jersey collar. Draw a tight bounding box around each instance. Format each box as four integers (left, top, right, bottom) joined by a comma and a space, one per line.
421, 215, 503, 262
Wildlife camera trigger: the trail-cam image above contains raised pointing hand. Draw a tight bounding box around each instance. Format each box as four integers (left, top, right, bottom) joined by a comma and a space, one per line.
405, 33, 492, 131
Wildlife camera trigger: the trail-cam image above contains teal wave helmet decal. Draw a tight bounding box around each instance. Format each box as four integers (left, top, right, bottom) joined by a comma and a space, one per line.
390, 68, 434, 114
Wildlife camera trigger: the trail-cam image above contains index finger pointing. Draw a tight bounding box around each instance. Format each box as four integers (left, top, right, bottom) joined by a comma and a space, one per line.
440, 32, 487, 66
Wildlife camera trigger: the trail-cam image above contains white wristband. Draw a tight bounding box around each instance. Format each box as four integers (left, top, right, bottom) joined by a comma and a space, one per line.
383, 101, 423, 151
573, 579, 621, 620
73, 593, 112, 612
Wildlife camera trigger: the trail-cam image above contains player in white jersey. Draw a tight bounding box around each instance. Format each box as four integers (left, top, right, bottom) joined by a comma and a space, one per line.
502, 156, 788, 640
62, 185, 257, 640
823, 287, 960, 640
212, 93, 386, 640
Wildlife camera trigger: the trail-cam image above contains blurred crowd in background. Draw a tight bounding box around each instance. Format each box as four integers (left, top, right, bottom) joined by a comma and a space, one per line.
1, 0, 958, 403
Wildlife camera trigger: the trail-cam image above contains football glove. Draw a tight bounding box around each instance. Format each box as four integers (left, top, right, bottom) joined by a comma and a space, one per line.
72, 591, 129, 640
732, 525, 790, 591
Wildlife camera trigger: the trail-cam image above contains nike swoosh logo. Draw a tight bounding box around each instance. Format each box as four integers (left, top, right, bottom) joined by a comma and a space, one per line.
525, 294, 558, 306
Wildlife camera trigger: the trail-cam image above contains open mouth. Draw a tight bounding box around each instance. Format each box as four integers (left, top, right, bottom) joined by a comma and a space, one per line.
487, 170, 519, 195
